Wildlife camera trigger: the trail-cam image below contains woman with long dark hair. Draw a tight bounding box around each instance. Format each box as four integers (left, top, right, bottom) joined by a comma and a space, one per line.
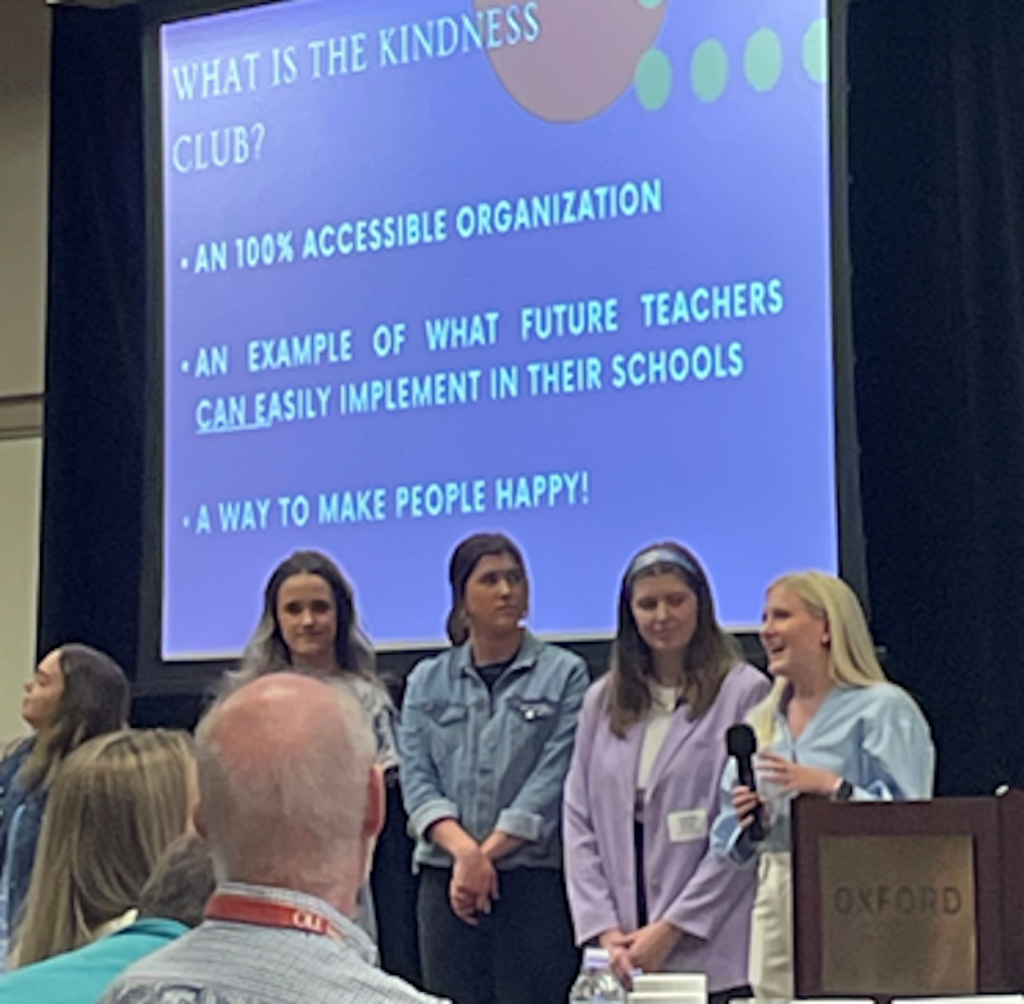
564, 543, 770, 1000
222, 550, 398, 943
400, 532, 589, 1004
0, 644, 130, 968
224, 550, 398, 776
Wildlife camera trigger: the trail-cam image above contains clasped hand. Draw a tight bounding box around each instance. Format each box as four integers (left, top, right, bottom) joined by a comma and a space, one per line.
449, 846, 499, 925
600, 920, 681, 987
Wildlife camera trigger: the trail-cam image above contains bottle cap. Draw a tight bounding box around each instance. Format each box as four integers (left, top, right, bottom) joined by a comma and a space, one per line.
583, 947, 610, 968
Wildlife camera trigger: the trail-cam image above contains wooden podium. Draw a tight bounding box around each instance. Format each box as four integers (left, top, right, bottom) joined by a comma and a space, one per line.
791, 791, 1024, 999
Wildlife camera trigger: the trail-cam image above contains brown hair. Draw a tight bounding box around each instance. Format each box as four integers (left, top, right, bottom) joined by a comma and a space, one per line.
445, 533, 528, 645
607, 542, 740, 738
226, 550, 376, 693
20, 644, 130, 791
16, 729, 194, 966
138, 833, 215, 928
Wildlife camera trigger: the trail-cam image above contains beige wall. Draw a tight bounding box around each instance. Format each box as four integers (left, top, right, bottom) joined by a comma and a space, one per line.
0, 439, 43, 743
1, 0, 49, 399
0, 0, 50, 742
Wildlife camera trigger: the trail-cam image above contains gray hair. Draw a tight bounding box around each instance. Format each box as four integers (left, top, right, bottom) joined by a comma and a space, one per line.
195, 676, 376, 890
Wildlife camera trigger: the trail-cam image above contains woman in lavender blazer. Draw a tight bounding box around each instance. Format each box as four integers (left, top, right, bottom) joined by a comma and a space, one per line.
564, 543, 770, 1003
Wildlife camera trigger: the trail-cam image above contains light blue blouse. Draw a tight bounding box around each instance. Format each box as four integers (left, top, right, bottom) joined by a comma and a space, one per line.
711, 682, 935, 863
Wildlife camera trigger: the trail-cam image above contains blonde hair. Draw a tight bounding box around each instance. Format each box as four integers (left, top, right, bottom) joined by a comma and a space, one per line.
15, 729, 194, 966
751, 571, 886, 746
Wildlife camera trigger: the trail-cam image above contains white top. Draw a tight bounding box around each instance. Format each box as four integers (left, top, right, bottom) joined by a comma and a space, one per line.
636, 685, 678, 795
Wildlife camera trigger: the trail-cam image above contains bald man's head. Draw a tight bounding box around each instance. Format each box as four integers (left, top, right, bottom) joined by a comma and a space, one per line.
194, 674, 381, 906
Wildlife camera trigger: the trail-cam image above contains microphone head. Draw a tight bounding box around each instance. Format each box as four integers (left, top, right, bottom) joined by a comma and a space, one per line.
726, 723, 757, 759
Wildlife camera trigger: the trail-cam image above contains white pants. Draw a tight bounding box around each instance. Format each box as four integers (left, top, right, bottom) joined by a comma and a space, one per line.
749, 851, 793, 1000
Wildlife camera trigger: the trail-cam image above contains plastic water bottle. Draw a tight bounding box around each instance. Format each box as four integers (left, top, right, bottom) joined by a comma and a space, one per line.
569, 947, 626, 1004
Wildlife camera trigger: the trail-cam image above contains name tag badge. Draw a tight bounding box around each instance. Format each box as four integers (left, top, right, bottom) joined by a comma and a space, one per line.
667, 808, 708, 843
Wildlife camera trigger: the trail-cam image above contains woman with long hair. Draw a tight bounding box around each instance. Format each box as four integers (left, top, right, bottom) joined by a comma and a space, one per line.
223, 550, 398, 944
223, 550, 398, 776
14, 728, 195, 967
711, 571, 935, 999
400, 532, 589, 1004
0, 644, 130, 968
564, 543, 770, 999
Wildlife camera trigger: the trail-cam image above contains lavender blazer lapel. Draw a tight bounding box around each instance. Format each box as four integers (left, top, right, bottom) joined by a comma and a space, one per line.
643, 707, 702, 795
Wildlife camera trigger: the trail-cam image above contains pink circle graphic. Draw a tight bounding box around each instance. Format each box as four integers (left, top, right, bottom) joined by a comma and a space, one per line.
476, 0, 669, 123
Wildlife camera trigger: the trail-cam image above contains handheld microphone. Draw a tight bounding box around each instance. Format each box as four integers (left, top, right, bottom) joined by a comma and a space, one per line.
726, 724, 765, 842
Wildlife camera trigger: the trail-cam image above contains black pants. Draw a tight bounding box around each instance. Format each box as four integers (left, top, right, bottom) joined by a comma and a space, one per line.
418, 865, 581, 1004
709, 988, 753, 1004
371, 785, 422, 986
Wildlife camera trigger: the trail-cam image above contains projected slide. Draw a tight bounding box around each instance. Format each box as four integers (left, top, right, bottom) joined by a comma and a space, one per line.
160, 0, 836, 657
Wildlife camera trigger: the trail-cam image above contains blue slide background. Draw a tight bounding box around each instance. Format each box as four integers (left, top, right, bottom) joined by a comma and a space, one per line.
160, 0, 836, 657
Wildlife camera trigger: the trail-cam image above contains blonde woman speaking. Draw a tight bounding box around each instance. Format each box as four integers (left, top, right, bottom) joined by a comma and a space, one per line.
711, 572, 935, 999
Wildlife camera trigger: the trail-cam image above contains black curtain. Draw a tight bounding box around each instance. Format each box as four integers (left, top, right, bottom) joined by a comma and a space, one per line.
37, 2, 1024, 791
849, 1, 1024, 795
39, 6, 147, 676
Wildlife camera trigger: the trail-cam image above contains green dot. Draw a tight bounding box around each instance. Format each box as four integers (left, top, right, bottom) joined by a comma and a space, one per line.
745, 28, 783, 93
691, 40, 728, 104
635, 48, 672, 111
803, 19, 828, 84
638, 0, 664, 8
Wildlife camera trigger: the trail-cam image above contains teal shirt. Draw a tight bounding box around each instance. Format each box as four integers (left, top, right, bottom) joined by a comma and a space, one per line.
0, 918, 186, 1004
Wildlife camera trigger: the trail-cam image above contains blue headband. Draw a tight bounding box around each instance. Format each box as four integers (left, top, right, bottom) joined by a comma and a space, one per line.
626, 547, 701, 585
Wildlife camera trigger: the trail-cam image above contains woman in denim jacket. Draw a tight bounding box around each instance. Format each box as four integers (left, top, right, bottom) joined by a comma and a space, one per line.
400, 532, 589, 1004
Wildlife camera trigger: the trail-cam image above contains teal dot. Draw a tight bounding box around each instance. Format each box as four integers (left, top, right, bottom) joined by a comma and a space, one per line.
744, 28, 783, 93
638, 0, 664, 8
635, 48, 672, 111
803, 19, 828, 84
691, 40, 728, 104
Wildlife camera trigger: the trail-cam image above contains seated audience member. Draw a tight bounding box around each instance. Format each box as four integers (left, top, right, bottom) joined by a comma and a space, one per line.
711, 571, 935, 999
13, 729, 196, 968
101, 674, 442, 1004
0, 833, 213, 1004
564, 543, 770, 998
0, 644, 130, 969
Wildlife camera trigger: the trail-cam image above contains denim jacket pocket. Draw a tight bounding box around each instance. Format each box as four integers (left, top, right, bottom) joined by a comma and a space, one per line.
507, 697, 557, 723
499, 696, 562, 798
426, 702, 469, 759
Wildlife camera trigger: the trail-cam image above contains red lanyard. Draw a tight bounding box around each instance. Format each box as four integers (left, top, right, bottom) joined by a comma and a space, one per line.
204, 892, 347, 943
